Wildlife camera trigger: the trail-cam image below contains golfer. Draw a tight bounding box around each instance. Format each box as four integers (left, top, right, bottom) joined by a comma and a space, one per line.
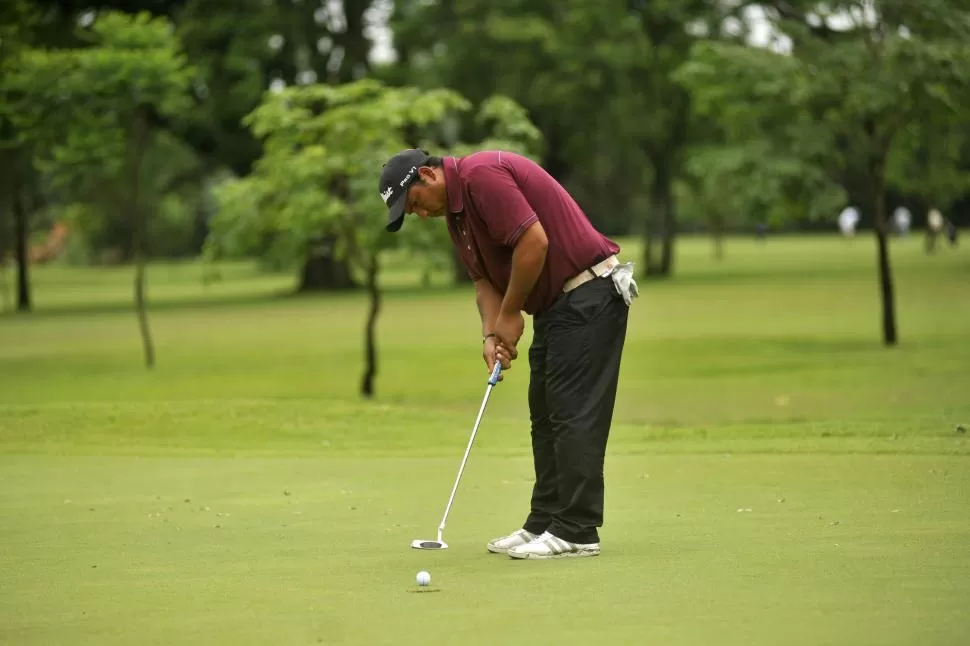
378, 149, 638, 559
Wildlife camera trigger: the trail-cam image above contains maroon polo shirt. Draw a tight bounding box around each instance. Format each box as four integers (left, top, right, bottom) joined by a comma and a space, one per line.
443, 151, 620, 315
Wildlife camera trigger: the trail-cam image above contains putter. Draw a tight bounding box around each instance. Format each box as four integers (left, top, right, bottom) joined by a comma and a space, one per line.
410, 360, 504, 550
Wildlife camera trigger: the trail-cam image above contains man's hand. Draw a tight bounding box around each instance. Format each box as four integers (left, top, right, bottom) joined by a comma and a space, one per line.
493, 310, 525, 352
482, 336, 516, 381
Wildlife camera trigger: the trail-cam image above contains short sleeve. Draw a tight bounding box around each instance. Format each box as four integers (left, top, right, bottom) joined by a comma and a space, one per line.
467, 164, 538, 247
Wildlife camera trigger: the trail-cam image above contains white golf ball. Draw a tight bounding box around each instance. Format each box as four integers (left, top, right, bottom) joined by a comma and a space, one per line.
416, 570, 431, 586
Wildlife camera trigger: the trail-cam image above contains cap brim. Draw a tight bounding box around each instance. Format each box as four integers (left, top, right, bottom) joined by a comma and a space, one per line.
385, 194, 407, 232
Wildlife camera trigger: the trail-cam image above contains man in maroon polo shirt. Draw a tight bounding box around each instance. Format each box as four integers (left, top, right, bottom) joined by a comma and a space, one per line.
378, 148, 638, 559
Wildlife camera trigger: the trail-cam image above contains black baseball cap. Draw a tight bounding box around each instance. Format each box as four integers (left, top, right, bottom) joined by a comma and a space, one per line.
379, 148, 430, 232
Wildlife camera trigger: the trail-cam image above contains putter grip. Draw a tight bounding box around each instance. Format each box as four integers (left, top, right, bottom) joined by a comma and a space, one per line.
488, 361, 503, 385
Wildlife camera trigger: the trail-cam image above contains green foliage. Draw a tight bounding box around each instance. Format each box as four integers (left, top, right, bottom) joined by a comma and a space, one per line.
888, 121, 970, 209
0, 0, 46, 217
675, 0, 970, 344
206, 79, 543, 277
683, 141, 846, 229
6, 11, 193, 176
881, 30, 970, 207
2, 10, 195, 260
463, 95, 544, 158
8, 11, 192, 117
677, 3, 970, 213
389, 0, 734, 237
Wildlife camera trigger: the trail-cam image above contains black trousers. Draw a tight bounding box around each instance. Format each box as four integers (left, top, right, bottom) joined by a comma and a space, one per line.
521, 275, 629, 544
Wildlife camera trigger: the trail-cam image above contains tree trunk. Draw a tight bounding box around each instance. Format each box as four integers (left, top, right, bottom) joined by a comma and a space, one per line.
134, 256, 155, 366
643, 161, 675, 278
872, 181, 897, 347
13, 188, 30, 312
861, 117, 898, 347
0, 258, 7, 313
660, 184, 677, 274
129, 107, 155, 368
711, 212, 725, 261
192, 192, 209, 253
340, 0, 373, 82
299, 235, 357, 291
0, 199, 8, 313
643, 228, 657, 275
360, 255, 381, 398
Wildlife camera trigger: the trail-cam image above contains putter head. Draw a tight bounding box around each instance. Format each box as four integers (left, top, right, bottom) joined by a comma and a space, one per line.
411, 539, 448, 550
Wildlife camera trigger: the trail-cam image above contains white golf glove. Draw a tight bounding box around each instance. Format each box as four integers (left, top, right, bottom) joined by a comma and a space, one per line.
608, 261, 639, 306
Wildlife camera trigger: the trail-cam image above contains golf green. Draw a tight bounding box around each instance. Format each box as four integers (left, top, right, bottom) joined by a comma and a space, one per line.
2, 234, 968, 645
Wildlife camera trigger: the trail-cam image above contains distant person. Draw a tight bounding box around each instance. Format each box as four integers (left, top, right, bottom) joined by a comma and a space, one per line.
893, 206, 912, 237
838, 206, 860, 238
945, 217, 959, 248
926, 207, 944, 254
755, 222, 768, 242
376, 149, 638, 560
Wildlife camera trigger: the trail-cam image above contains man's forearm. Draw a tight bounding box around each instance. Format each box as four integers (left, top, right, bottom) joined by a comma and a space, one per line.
475, 279, 504, 337
501, 225, 548, 315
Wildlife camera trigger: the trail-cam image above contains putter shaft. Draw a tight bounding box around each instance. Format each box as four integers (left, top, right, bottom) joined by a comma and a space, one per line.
436, 363, 503, 537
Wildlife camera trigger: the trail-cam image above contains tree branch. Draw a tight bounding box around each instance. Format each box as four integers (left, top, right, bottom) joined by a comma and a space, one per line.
758, 0, 840, 42
158, 162, 209, 195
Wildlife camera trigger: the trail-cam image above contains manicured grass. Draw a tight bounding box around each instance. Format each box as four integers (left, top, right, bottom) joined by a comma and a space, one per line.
1, 234, 968, 645
2, 453, 968, 646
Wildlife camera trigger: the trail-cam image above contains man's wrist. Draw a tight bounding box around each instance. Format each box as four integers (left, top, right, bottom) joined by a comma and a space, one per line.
483, 332, 497, 344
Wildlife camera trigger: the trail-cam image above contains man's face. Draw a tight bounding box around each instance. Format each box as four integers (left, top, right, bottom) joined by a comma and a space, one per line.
404, 167, 448, 220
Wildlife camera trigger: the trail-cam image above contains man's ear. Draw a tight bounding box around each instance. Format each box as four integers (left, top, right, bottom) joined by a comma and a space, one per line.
417, 166, 437, 183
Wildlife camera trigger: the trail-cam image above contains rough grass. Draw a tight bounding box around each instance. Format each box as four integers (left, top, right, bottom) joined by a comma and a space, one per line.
1, 233, 968, 645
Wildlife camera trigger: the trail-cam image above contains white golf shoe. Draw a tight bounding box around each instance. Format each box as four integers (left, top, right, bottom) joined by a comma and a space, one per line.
507, 531, 600, 560
486, 528, 538, 554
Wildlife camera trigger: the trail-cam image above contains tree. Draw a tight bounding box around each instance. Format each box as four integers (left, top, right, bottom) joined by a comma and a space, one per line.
207, 79, 542, 398
37, 1, 389, 288
6, 10, 194, 364
0, 0, 45, 313
677, 0, 970, 346
390, 0, 749, 279
681, 140, 846, 258
887, 102, 970, 217
624, 0, 745, 277
170, 0, 395, 291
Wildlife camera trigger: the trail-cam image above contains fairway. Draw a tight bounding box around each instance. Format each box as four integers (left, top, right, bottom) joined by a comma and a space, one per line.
2, 235, 969, 645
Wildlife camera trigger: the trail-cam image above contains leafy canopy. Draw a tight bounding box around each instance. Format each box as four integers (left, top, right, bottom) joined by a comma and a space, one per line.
4, 10, 193, 197
676, 0, 970, 211
206, 78, 543, 273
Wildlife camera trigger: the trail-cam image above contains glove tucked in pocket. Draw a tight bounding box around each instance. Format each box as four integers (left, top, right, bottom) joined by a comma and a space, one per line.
607, 261, 639, 306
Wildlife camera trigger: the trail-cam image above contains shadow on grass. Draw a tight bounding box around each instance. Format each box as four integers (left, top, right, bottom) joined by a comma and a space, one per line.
638, 263, 877, 288
0, 282, 476, 320
636, 253, 963, 289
